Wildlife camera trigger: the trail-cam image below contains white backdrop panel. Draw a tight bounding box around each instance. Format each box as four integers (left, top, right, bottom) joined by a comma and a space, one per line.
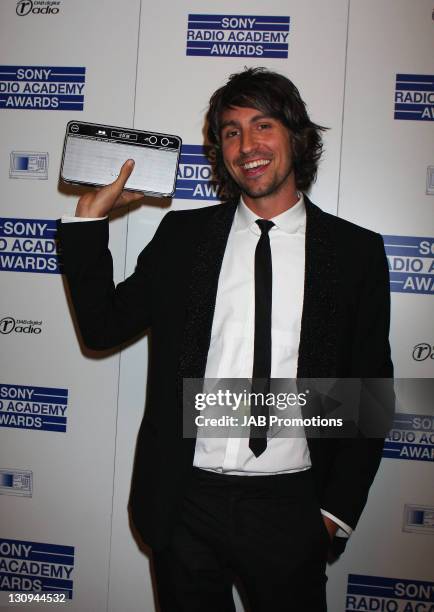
110, 1, 349, 610
0, 0, 431, 610
0, 1, 140, 610
339, 0, 434, 234
328, 1, 434, 611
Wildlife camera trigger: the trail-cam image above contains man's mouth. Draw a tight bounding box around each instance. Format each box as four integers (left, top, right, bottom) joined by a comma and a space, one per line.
240, 159, 271, 171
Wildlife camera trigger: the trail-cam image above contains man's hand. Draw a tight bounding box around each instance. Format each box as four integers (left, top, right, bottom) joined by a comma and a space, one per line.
322, 515, 338, 542
75, 159, 144, 218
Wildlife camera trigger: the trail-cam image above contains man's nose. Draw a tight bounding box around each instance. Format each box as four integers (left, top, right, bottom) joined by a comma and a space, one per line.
240, 129, 255, 154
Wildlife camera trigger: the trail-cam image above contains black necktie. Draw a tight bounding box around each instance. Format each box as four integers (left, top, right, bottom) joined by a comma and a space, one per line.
249, 219, 274, 457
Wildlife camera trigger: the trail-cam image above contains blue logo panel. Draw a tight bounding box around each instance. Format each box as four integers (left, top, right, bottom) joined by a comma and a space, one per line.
175, 144, 221, 201
0, 384, 68, 432
346, 574, 434, 611
394, 74, 434, 121
186, 15, 290, 58
384, 413, 434, 462
383, 235, 434, 294
0, 66, 86, 110
0, 538, 75, 598
0, 218, 61, 274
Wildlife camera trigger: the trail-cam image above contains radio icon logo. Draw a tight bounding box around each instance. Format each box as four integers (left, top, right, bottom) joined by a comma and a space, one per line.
0, 317, 15, 334
403, 504, 434, 534
9, 151, 48, 180
413, 342, 433, 361
0, 469, 33, 497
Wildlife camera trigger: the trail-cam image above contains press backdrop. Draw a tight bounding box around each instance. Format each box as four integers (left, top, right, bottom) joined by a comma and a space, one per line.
0, 1, 433, 610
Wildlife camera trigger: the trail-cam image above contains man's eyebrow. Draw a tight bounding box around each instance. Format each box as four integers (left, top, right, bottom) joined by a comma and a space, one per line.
250, 113, 273, 123
220, 114, 274, 131
220, 118, 239, 131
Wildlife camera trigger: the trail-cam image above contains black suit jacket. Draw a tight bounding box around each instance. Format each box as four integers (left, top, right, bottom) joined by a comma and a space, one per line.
59, 197, 393, 552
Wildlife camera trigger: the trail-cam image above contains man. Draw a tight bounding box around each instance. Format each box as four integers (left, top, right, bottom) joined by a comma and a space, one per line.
59, 68, 393, 611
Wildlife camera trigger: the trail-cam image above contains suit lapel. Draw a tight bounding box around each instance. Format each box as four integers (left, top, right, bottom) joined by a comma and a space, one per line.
178, 200, 238, 381
297, 197, 338, 378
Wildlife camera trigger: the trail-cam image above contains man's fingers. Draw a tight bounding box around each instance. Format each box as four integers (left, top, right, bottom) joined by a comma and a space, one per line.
108, 159, 135, 197
117, 159, 135, 184
118, 191, 144, 205
75, 160, 142, 217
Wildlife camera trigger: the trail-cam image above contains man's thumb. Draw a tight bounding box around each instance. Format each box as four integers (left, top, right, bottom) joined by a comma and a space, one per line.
113, 159, 135, 191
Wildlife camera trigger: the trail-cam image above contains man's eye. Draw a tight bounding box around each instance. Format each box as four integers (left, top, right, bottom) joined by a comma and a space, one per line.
258, 123, 271, 130
224, 129, 239, 138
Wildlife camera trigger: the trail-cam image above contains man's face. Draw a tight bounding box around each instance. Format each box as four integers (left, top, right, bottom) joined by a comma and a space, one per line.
219, 106, 295, 201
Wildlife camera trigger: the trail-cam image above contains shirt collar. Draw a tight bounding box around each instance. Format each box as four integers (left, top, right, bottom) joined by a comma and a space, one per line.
234, 193, 306, 235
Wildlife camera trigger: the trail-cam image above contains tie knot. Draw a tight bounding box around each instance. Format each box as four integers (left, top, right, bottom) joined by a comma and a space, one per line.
255, 219, 274, 235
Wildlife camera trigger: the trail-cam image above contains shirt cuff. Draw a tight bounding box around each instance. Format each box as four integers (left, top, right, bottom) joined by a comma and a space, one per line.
320, 509, 353, 538
61, 215, 107, 223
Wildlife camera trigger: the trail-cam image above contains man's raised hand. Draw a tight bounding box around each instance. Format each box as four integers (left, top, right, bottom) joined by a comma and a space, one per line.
75, 159, 144, 218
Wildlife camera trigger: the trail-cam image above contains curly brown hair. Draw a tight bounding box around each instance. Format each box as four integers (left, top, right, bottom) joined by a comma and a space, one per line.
206, 67, 327, 199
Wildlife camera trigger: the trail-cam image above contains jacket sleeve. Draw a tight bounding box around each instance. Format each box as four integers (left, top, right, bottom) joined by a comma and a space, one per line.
321, 233, 394, 532
58, 213, 172, 350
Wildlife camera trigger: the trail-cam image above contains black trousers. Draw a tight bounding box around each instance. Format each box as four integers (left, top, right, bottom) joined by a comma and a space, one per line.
153, 467, 329, 612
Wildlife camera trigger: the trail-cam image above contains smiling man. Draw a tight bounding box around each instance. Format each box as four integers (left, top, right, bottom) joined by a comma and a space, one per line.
219, 106, 296, 210
59, 68, 393, 611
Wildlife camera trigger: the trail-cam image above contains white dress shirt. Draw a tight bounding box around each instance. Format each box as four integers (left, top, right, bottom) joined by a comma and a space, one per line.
194, 196, 309, 475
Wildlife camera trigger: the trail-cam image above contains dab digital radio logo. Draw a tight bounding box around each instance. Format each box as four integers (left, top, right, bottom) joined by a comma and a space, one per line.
186, 14, 290, 58
403, 504, 434, 535
384, 235, 434, 294
16, 0, 60, 16
0, 469, 33, 497
0, 384, 68, 432
346, 574, 434, 611
0, 317, 43, 335
383, 413, 434, 462
394, 74, 434, 121
0, 218, 61, 274
0, 538, 74, 597
174, 144, 222, 201
0, 66, 85, 110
